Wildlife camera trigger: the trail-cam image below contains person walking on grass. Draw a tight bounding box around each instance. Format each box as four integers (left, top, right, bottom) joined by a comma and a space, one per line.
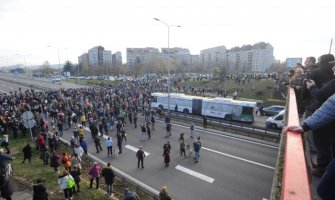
22, 143, 32, 164
101, 162, 115, 197
33, 178, 48, 200
58, 170, 74, 200
70, 165, 81, 193
50, 151, 60, 173
89, 162, 101, 189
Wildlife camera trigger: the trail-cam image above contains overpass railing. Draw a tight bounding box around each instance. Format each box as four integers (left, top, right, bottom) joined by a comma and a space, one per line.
270, 88, 311, 200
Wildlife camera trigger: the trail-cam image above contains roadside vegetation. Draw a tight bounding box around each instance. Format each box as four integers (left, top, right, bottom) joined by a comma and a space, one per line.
10, 135, 151, 200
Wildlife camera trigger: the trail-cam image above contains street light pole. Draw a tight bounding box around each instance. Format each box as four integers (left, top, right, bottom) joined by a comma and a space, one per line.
154, 18, 181, 117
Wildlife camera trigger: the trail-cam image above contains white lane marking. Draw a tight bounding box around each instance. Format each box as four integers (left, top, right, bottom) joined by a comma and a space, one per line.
82, 126, 109, 140
202, 147, 275, 170
175, 165, 215, 184
124, 145, 150, 156
172, 123, 278, 149
263, 198, 268, 200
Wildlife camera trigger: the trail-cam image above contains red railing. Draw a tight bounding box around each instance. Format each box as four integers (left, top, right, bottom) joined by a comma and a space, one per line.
282, 88, 311, 200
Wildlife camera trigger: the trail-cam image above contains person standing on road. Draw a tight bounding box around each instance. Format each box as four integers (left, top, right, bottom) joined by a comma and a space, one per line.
117, 132, 123, 154
94, 135, 103, 153
136, 146, 145, 168
151, 115, 155, 131
180, 141, 186, 158
162, 146, 170, 167
101, 162, 115, 197
106, 137, 113, 156
190, 123, 195, 138
193, 136, 202, 163
165, 123, 171, 138
133, 113, 138, 128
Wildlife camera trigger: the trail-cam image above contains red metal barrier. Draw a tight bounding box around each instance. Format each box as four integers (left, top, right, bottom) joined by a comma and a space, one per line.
282, 88, 311, 200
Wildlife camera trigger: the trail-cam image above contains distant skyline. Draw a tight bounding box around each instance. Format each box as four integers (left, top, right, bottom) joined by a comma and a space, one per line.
0, 0, 334, 67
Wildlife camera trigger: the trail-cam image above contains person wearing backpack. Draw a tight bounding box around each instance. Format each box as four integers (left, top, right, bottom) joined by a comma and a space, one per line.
58, 170, 74, 200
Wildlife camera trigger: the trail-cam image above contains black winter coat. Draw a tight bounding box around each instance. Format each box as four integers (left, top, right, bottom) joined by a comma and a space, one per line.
33, 183, 48, 200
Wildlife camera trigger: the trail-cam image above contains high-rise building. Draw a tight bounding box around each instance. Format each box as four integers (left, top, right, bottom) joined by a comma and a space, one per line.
200, 42, 274, 72
126, 47, 160, 69
78, 46, 113, 68
112, 51, 122, 66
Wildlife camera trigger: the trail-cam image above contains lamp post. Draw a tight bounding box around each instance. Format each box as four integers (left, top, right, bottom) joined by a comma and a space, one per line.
154, 18, 181, 117
47, 45, 63, 76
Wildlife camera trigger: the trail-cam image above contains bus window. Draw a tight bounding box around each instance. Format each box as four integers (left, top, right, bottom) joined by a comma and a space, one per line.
242, 106, 253, 115
152, 96, 157, 103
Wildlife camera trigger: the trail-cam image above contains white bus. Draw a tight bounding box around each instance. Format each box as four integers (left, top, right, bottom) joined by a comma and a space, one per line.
51, 76, 62, 84
150, 92, 256, 123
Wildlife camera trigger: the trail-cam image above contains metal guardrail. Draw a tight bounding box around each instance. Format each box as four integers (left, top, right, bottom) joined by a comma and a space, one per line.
53, 133, 160, 200
155, 110, 281, 142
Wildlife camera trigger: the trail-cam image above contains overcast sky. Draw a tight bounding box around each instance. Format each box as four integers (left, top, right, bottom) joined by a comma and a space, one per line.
0, 0, 334, 67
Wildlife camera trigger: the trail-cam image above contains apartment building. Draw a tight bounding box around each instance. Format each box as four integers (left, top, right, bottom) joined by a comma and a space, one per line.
200, 42, 274, 72
78, 46, 113, 67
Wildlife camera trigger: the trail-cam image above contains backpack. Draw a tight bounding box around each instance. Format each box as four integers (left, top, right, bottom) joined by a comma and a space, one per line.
67, 176, 75, 188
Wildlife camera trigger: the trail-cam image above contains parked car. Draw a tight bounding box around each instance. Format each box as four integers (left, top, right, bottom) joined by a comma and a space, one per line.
266, 110, 285, 129
260, 105, 285, 116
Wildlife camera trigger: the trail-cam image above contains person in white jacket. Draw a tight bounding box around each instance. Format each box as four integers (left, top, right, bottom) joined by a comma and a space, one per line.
58, 170, 74, 200
73, 145, 84, 159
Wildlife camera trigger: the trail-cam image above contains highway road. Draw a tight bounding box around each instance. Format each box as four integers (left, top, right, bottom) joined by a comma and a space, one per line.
0, 74, 279, 200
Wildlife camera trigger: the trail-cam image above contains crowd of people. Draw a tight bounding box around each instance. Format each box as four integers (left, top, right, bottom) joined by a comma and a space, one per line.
1, 60, 325, 199
0, 77, 209, 200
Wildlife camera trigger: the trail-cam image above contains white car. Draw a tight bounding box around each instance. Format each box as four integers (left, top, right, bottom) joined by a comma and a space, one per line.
265, 110, 285, 129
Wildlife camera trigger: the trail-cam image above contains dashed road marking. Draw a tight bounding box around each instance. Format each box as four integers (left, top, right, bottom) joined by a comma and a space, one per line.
124, 145, 150, 156
175, 165, 215, 183
202, 147, 275, 170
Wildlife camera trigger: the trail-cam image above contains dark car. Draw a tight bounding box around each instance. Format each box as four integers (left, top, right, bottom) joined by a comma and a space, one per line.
260, 105, 285, 116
